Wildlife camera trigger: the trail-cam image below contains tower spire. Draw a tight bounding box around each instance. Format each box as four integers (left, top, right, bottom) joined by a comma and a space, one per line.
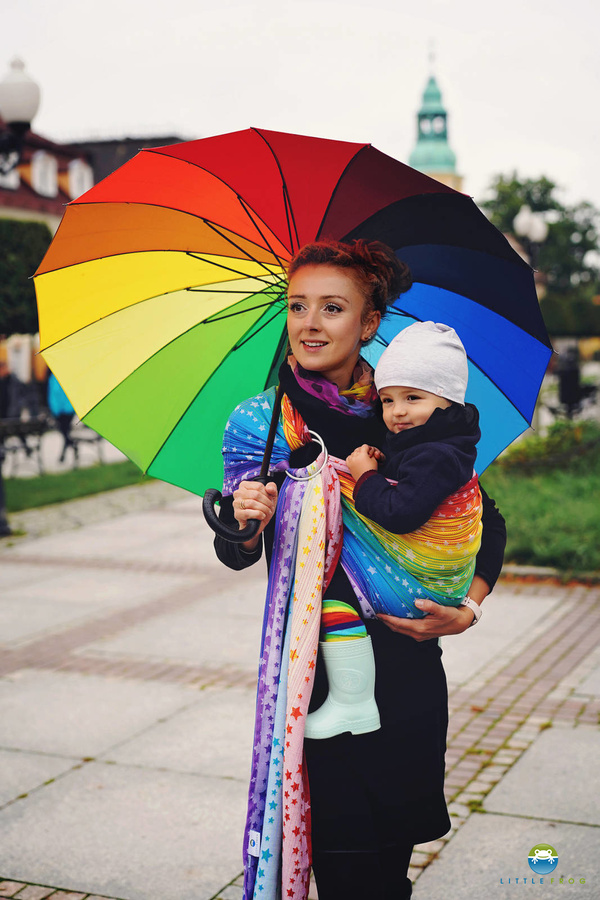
408, 61, 463, 191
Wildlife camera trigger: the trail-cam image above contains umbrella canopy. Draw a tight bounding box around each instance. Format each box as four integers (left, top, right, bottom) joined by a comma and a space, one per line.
35, 127, 552, 494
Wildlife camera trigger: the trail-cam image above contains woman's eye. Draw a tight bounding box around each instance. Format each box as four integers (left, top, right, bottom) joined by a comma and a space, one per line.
381, 397, 392, 404
288, 301, 304, 313
324, 303, 342, 314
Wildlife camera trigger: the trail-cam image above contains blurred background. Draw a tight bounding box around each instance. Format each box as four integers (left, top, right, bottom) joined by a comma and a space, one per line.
1, 0, 599, 572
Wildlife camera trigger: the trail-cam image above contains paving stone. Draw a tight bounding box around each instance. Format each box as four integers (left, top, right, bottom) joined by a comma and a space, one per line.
0, 748, 80, 807
0, 885, 25, 898
85, 896, 121, 900
0, 763, 247, 900
441, 590, 563, 687
0, 568, 196, 647
43, 893, 86, 900
0, 669, 196, 758
484, 726, 600, 825
413, 814, 597, 899
101, 686, 255, 779
214, 887, 244, 899
13, 888, 56, 900
77, 581, 266, 671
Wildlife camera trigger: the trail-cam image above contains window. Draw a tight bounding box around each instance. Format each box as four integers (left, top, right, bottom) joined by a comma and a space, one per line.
31, 150, 58, 197
68, 158, 94, 199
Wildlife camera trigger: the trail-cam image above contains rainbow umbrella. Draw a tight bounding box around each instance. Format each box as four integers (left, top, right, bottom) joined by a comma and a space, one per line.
34, 127, 552, 495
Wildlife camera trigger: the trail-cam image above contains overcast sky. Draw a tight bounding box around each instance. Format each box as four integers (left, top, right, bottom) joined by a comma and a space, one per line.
3, 0, 599, 211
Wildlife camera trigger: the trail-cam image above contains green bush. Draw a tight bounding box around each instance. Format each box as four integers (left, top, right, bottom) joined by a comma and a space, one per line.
498, 419, 600, 471
482, 424, 600, 574
0, 219, 52, 335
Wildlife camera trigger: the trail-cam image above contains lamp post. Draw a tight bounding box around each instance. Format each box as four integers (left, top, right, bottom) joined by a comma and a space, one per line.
0, 58, 40, 535
0, 58, 41, 175
513, 205, 549, 271
513, 206, 549, 434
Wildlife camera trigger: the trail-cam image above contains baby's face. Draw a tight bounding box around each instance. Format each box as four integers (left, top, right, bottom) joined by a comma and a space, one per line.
379, 385, 451, 433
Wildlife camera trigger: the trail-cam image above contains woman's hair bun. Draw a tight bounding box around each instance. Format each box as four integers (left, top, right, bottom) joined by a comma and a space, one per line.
352, 240, 413, 307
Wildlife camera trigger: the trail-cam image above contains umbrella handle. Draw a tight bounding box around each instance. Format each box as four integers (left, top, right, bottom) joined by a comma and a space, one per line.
203, 384, 284, 544
202, 481, 266, 544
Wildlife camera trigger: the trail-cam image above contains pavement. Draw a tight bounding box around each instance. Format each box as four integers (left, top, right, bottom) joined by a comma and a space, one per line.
1, 454, 599, 898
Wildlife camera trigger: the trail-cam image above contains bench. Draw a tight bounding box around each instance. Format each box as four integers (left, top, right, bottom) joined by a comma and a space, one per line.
0, 415, 105, 476
0, 415, 51, 476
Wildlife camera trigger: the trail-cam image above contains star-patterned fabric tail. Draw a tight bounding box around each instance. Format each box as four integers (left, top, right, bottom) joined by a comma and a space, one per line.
252, 610, 292, 898
281, 473, 328, 899
243, 475, 304, 900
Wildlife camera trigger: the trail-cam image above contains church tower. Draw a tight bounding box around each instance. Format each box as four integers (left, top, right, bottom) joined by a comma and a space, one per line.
409, 70, 463, 191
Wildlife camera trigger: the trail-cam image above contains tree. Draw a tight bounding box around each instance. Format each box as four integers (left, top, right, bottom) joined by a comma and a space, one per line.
0, 219, 52, 336
480, 173, 600, 335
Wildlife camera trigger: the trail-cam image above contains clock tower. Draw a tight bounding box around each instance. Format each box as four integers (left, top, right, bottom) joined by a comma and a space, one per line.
409, 72, 463, 191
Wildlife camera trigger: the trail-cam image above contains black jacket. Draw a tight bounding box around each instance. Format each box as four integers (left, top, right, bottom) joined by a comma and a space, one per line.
353, 402, 480, 534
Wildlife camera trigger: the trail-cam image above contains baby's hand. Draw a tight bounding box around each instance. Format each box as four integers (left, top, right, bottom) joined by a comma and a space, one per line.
346, 444, 385, 481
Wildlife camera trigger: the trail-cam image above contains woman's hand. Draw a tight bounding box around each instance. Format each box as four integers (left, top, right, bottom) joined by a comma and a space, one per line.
377, 599, 475, 641
378, 576, 490, 641
346, 444, 385, 481
232, 480, 278, 551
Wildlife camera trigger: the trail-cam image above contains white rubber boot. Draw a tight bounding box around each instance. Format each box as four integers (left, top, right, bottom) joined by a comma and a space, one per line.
304, 636, 381, 740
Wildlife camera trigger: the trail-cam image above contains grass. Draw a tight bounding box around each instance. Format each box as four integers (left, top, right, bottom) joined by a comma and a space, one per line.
4, 461, 150, 513
481, 421, 600, 576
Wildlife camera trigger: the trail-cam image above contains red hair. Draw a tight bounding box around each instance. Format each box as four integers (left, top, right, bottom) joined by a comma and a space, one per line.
287, 239, 412, 318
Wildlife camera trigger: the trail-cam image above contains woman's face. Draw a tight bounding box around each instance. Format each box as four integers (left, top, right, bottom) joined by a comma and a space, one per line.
287, 264, 380, 390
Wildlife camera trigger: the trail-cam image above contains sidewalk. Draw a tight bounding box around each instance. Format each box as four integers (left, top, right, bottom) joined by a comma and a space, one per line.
1, 485, 599, 899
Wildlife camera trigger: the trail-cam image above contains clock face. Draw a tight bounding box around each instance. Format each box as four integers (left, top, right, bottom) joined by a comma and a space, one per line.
433, 116, 445, 133
420, 118, 432, 134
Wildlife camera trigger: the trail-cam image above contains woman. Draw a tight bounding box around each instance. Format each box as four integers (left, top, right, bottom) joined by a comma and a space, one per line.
214, 240, 506, 900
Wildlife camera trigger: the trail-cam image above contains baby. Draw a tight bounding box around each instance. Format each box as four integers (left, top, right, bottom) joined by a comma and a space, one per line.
305, 321, 482, 741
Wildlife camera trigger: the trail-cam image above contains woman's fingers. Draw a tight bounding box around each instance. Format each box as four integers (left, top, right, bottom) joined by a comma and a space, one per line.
232, 481, 278, 532
377, 601, 473, 641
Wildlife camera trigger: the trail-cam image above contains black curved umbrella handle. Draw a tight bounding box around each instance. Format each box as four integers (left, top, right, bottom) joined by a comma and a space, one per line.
203, 480, 266, 543
204, 384, 284, 544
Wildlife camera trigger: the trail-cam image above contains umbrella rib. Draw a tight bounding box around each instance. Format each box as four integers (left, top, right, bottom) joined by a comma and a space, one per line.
185, 252, 283, 288
75, 294, 286, 446
201, 218, 288, 277
143, 146, 295, 258
139, 300, 287, 476
38, 279, 281, 354
251, 128, 300, 254
232, 302, 287, 352
315, 144, 370, 241
200, 298, 284, 325
235, 194, 292, 266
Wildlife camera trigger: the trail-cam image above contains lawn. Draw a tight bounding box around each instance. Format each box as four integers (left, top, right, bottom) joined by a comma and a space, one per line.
4, 460, 149, 513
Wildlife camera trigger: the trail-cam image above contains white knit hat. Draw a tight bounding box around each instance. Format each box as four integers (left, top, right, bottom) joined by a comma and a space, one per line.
374, 321, 469, 405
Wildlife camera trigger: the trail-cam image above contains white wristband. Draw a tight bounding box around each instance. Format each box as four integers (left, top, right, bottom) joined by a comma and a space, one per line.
459, 595, 482, 627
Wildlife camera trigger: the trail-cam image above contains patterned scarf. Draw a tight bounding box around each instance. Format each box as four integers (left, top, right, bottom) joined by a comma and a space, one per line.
290, 355, 378, 417
222, 383, 482, 900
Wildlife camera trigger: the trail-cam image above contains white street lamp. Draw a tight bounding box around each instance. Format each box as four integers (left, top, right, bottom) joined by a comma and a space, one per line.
0, 58, 41, 175
513, 205, 549, 268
